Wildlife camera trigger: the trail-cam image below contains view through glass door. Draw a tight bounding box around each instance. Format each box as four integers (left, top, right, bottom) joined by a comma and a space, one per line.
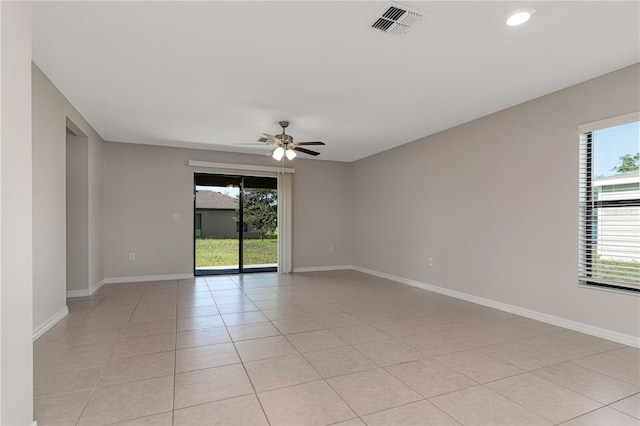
194, 173, 277, 275
242, 177, 278, 271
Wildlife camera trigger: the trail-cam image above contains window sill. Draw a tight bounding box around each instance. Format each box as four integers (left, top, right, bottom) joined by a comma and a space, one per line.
579, 281, 640, 296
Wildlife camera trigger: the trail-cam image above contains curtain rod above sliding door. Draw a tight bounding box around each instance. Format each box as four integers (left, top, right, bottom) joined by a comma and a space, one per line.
188, 160, 295, 174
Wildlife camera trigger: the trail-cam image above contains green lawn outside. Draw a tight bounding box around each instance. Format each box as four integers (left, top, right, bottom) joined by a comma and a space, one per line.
196, 238, 277, 268
592, 258, 640, 284
588, 245, 640, 285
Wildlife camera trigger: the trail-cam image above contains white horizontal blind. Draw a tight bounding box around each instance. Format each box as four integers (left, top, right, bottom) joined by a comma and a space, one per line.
578, 118, 640, 292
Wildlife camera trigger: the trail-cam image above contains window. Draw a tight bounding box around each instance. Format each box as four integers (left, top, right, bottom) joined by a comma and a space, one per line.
579, 115, 640, 293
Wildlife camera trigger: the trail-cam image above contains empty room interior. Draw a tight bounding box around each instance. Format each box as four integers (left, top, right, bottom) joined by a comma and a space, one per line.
1, 1, 640, 425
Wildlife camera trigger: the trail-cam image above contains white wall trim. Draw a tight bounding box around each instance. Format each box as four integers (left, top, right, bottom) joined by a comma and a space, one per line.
352, 265, 640, 348
293, 265, 353, 273
104, 273, 193, 284
32, 306, 68, 341
578, 111, 639, 133
188, 160, 295, 174
66, 279, 105, 298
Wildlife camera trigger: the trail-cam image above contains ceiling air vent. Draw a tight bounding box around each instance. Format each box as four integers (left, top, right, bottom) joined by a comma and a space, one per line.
370, 3, 423, 35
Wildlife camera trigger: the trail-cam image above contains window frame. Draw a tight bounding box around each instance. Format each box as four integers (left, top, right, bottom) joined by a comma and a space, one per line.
578, 112, 640, 294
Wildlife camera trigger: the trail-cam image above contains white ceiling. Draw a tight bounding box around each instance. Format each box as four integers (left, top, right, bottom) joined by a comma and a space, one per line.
32, 1, 639, 162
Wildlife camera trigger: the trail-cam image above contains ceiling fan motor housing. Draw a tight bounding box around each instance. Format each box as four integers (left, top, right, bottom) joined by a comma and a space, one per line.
276, 134, 294, 145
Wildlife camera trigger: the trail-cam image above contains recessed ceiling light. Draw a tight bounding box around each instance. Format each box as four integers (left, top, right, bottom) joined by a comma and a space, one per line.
506, 7, 535, 26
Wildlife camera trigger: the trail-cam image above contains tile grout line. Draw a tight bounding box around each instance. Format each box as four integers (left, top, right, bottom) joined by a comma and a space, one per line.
604, 390, 640, 422
71, 281, 146, 425
426, 383, 553, 426
233, 273, 365, 424
260, 283, 381, 424
560, 400, 638, 425
212, 274, 273, 426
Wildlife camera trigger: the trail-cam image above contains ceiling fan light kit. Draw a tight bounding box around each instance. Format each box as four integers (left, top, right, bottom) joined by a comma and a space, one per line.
272, 146, 285, 161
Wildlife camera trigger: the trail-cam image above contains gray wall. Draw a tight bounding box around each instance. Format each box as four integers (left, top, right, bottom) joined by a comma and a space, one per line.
352, 64, 640, 338
1, 2, 34, 423
88, 118, 105, 289
66, 133, 89, 292
104, 142, 353, 278
32, 64, 105, 330
292, 158, 353, 268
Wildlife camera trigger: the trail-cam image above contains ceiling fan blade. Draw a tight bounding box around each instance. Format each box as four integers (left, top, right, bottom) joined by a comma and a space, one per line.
261, 134, 281, 145
294, 147, 321, 156
295, 141, 326, 146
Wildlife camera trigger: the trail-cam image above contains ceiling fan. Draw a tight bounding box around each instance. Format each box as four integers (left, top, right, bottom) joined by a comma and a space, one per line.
236, 121, 325, 160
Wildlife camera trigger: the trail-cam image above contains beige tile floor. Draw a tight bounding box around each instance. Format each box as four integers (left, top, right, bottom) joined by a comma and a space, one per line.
34, 271, 640, 425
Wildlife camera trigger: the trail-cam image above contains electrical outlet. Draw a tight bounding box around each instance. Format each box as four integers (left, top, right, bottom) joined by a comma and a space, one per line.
329, 246, 334, 253
428, 257, 433, 266
171, 212, 180, 221
128, 252, 136, 261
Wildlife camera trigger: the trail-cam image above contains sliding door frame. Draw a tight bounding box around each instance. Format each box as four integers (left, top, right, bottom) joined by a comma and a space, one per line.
190, 161, 294, 275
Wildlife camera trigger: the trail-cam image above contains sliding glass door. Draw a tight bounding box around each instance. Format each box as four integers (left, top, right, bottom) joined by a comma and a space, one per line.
241, 177, 278, 270
194, 173, 277, 275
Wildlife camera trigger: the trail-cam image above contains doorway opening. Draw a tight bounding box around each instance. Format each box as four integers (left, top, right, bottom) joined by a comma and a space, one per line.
194, 173, 278, 275
66, 122, 89, 294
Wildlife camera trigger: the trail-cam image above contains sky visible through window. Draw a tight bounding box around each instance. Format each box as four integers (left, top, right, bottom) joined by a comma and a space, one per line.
196, 185, 240, 197
593, 121, 640, 178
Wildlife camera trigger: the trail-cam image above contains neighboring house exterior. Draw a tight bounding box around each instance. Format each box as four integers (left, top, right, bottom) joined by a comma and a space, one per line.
594, 170, 640, 263
195, 190, 261, 239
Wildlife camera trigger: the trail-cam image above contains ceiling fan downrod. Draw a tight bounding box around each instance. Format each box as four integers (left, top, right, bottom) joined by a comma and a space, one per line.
277, 121, 293, 145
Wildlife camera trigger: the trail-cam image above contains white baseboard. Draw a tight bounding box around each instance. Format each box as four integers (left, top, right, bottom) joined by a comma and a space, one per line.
66, 279, 105, 298
352, 265, 640, 348
293, 265, 353, 273
32, 306, 69, 341
104, 273, 194, 284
